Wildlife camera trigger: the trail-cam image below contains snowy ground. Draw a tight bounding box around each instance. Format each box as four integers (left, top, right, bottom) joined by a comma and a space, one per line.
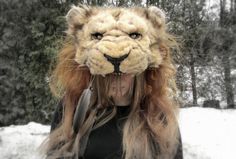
0, 107, 236, 159
179, 107, 236, 159
0, 122, 49, 159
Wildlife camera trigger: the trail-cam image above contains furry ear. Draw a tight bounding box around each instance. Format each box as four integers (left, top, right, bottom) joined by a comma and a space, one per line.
66, 5, 92, 35
146, 6, 166, 27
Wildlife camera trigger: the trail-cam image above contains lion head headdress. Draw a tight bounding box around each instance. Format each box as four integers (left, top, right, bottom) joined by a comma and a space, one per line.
44, 4, 180, 159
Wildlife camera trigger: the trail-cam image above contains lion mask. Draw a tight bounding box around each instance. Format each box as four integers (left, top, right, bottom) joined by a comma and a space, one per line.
66, 5, 169, 76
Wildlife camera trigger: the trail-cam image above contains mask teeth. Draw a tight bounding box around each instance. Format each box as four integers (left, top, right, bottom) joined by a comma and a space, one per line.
147, 67, 156, 70
111, 72, 123, 76
117, 72, 122, 76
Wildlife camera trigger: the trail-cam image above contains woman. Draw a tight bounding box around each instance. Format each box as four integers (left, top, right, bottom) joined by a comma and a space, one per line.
42, 5, 183, 159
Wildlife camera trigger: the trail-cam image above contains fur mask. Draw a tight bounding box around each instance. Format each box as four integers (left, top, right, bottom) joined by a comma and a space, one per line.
66, 5, 170, 76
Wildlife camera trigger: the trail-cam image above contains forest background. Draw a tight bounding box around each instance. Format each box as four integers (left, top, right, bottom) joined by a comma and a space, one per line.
0, 0, 235, 126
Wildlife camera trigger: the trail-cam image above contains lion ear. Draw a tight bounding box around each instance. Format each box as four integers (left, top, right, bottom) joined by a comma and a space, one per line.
147, 6, 166, 27
66, 5, 92, 34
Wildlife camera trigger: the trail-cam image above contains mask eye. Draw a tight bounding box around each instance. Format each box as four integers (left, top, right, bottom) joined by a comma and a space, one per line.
129, 32, 142, 39
91, 32, 103, 40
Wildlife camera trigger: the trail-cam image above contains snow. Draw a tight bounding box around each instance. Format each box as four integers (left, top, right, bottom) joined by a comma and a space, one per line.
179, 107, 236, 159
1, 107, 236, 159
0, 122, 49, 159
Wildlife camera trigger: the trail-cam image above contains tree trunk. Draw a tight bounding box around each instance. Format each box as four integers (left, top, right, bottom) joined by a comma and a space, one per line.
190, 52, 198, 106
222, 51, 235, 108
220, 0, 226, 26
235, 0, 236, 11
220, 0, 235, 108
230, 0, 233, 12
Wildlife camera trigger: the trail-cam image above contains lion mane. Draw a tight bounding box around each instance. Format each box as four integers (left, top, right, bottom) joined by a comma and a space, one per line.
44, 5, 180, 159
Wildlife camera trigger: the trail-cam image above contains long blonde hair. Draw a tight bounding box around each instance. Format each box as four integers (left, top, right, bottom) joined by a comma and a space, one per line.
41, 35, 179, 159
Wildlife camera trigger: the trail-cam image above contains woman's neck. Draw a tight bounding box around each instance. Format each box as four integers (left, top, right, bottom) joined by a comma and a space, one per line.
113, 95, 131, 106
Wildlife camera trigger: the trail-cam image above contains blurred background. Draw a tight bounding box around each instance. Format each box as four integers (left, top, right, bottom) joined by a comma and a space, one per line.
0, 0, 235, 126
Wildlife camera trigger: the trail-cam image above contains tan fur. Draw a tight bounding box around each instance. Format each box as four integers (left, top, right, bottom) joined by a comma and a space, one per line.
66, 5, 171, 75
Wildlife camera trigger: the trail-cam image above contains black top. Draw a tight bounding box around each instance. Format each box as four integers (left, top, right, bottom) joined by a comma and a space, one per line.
50, 101, 183, 159
84, 106, 129, 159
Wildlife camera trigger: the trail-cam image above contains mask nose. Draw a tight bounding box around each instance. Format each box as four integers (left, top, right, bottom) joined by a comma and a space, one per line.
104, 53, 129, 73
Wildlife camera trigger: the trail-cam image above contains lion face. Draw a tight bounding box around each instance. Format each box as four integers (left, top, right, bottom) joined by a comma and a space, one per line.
66, 5, 167, 76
